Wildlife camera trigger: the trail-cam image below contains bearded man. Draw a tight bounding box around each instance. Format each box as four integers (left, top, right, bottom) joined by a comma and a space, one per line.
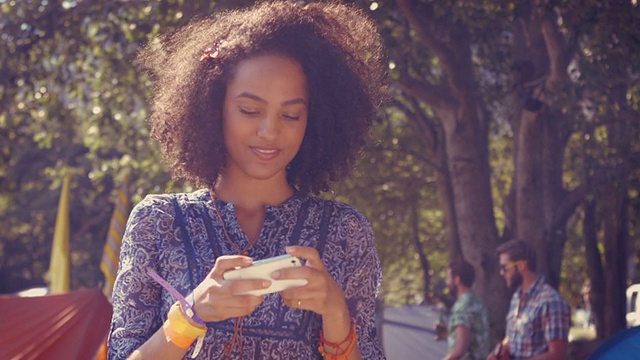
487, 240, 570, 360
443, 259, 490, 360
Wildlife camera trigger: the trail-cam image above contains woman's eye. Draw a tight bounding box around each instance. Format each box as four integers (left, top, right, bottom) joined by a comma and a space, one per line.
239, 107, 258, 116
283, 114, 300, 121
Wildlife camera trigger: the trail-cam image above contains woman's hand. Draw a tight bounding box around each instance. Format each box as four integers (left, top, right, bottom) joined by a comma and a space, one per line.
191, 255, 271, 322
276, 246, 348, 317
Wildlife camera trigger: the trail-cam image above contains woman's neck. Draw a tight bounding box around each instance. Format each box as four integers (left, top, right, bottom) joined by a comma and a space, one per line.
213, 175, 294, 212
213, 174, 294, 243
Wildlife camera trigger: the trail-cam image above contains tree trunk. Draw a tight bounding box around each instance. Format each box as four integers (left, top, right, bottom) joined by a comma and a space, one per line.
602, 182, 628, 338
437, 152, 463, 261
584, 200, 606, 338
395, 0, 509, 340
510, 1, 574, 289
601, 85, 632, 337
411, 200, 432, 301
438, 104, 508, 340
514, 108, 546, 266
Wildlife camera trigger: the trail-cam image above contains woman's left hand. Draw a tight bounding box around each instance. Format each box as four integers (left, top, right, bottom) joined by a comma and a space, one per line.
275, 246, 348, 316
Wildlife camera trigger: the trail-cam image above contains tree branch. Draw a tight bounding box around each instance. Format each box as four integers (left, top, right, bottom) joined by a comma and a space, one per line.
410, 97, 443, 156
552, 160, 631, 230
397, 71, 456, 113
552, 184, 587, 230
537, 1, 568, 89
396, 0, 457, 76
366, 145, 444, 173
411, 200, 433, 299
389, 97, 440, 155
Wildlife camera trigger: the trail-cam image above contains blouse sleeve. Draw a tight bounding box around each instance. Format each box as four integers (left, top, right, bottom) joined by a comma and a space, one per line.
107, 195, 169, 360
338, 209, 386, 359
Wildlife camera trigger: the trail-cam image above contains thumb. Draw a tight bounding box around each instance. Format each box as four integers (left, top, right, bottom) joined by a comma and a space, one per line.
208, 255, 253, 278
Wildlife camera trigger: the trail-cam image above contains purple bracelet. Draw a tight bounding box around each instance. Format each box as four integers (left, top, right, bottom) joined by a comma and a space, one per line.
147, 269, 206, 325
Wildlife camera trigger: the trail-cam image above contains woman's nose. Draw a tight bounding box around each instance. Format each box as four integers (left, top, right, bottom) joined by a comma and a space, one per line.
257, 114, 278, 139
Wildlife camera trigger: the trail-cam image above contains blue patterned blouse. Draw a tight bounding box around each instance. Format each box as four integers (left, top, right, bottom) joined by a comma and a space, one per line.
107, 189, 385, 359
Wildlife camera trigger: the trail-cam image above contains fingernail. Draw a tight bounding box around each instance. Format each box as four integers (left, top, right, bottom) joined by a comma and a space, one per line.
262, 280, 271, 288
285, 246, 295, 254
271, 271, 280, 279
243, 258, 253, 264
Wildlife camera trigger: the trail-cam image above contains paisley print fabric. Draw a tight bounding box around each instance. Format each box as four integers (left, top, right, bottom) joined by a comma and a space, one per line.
107, 189, 385, 359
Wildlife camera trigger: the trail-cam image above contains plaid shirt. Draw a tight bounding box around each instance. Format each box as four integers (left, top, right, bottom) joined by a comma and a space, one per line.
505, 276, 570, 359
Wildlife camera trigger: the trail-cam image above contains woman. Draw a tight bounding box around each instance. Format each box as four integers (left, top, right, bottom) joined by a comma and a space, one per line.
108, 1, 386, 359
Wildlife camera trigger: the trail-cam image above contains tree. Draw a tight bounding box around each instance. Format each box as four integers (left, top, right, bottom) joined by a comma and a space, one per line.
360, 0, 640, 340
0, 0, 244, 293
332, 104, 449, 304
2, 0, 639, 344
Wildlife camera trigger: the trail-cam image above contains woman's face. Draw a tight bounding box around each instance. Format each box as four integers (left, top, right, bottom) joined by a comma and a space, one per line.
222, 54, 308, 184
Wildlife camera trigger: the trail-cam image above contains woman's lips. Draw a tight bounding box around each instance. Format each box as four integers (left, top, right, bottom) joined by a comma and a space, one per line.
251, 147, 280, 160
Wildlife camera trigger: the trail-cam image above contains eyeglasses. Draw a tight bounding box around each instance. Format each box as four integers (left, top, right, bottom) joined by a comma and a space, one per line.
499, 260, 524, 272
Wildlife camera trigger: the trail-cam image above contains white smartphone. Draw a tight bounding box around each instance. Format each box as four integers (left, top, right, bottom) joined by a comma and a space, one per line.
222, 254, 308, 296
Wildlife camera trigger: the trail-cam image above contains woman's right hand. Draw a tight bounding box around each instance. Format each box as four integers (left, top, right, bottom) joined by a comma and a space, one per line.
190, 255, 270, 322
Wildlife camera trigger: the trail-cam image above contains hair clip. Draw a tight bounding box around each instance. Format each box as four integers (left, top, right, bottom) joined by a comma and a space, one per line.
200, 46, 220, 62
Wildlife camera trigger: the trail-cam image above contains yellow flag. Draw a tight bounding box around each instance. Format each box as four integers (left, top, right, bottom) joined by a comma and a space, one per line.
100, 177, 130, 299
49, 174, 71, 294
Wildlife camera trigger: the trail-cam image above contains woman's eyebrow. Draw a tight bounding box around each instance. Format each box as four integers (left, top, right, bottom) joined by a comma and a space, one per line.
282, 98, 307, 106
235, 92, 307, 106
235, 92, 266, 103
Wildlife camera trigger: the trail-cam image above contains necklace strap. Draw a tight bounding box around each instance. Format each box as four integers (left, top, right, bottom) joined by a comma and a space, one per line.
171, 196, 201, 294
211, 191, 260, 255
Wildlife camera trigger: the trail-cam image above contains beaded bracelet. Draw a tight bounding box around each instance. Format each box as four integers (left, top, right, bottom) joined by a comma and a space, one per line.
318, 320, 358, 359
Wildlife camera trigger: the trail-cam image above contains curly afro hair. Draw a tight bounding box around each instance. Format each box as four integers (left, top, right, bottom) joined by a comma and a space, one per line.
137, 1, 386, 194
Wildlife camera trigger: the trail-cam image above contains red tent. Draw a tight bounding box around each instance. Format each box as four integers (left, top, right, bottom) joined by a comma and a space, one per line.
0, 288, 112, 360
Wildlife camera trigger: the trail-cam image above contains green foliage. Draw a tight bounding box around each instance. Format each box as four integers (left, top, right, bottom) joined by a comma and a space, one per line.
330, 104, 448, 304
1, 1, 639, 323
0, 0, 454, 301
0, 0, 241, 293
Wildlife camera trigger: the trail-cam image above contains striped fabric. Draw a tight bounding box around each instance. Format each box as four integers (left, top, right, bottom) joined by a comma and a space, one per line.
100, 178, 130, 299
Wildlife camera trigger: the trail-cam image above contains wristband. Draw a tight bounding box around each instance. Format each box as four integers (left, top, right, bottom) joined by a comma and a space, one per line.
185, 291, 206, 325
148, 269, 206, 325
167, 302, 208, 338
163, 320, 196, 349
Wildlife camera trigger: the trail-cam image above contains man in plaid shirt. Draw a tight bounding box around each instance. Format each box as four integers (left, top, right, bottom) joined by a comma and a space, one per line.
487, 239, 570, 360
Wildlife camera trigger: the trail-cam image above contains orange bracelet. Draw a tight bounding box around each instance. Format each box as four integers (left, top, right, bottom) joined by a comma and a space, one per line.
167, 302, 207, 338
319, 338, 357, 360
318, 320, 358, 359
163, 320, 196, 349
